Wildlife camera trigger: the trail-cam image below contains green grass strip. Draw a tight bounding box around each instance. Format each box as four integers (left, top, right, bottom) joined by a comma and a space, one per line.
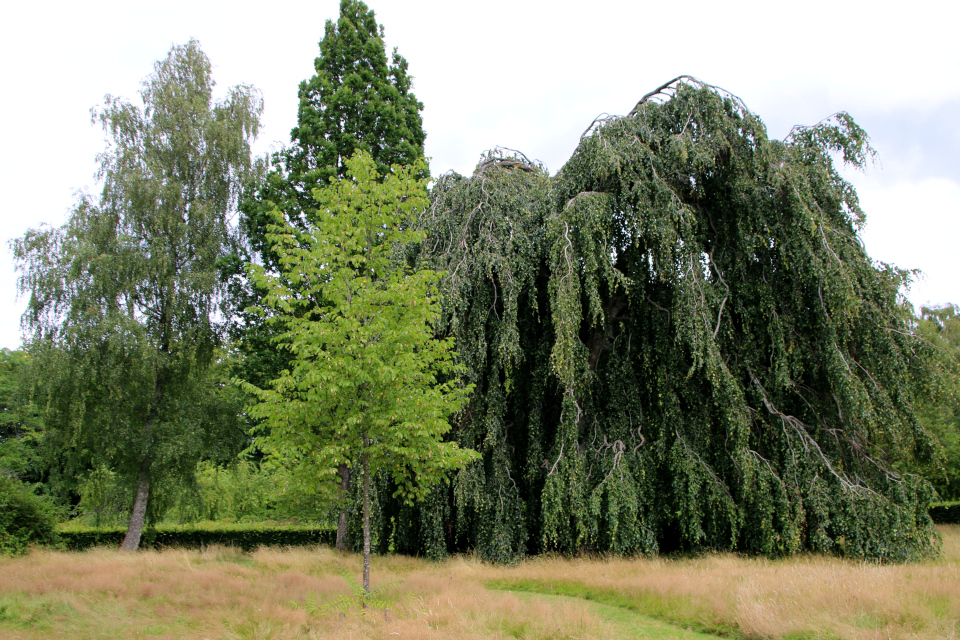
487, 578, 741, 638
503, 589, 726, 639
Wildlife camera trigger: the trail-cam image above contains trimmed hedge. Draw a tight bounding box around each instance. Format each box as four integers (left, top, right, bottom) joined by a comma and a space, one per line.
56, 506, 959, 553
930, 502, 960, 525
57, 522, 335, 551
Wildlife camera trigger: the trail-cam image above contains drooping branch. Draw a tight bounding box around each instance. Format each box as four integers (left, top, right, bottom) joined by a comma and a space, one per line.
391, 77, 941, 562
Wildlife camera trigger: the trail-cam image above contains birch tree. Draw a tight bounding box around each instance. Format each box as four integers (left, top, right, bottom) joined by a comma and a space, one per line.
12, 40, 261, 551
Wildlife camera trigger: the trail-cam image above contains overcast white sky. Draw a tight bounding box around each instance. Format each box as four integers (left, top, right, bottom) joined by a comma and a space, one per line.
1, 0, 957, 350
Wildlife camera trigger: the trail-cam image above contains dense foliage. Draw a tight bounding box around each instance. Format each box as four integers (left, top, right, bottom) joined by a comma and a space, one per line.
70, 459, 331, 528
169, 459, 332, 523
12, 40, 261, 551
0, 475, 58, 556
377, 79, 944, 562
6, 1, 954, 565
243, 152, 477, 592
915, 304, 960, 499
0, 350, 44, 483
289, 0, 426, 188
229, 0, 426, 385
225, 2, 429, 552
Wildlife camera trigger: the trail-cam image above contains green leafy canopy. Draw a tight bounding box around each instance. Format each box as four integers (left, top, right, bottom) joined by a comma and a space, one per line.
915, 304, 960, 500
242, 151, 478, 505
12, 40, 261, 550
389, 78, 944, 563
229, 0, 427, 409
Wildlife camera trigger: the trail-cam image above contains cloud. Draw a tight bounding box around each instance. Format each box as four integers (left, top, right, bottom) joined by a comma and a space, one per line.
855, 101, 960, 184
2, 0, 958, 349
852, 174, 960, 308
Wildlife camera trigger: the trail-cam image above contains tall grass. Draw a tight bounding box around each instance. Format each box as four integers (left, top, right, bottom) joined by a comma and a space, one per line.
0, 545, 612, 639
1, 526, 958, 639
481, 539, 960, 639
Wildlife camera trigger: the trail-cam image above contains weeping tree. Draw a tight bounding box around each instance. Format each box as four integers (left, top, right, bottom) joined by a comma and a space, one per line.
383, 78, 943, 562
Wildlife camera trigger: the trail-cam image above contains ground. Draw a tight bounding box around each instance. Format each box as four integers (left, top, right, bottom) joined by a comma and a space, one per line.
1, 526, 958, 639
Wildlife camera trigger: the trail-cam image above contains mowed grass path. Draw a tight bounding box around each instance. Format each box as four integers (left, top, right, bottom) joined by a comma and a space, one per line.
1, 526, 958, 640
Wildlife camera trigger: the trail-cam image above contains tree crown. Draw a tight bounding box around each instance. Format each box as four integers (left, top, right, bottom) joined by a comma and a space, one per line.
244, 151, 476, 502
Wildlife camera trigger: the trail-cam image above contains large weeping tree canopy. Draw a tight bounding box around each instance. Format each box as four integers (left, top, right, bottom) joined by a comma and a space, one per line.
378, 78, 943, 562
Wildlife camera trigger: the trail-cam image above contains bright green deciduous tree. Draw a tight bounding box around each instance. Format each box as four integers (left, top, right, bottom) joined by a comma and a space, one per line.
12, 40, 261, 551
243, 151, 477, 595
234, 0, 426, 285
227, 1, 428, 550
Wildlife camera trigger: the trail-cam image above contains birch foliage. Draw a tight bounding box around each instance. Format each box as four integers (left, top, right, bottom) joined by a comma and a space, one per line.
12, 41, 261, 550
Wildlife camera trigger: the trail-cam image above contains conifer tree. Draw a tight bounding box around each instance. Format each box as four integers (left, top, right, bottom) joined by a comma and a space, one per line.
289, 0, 426, 189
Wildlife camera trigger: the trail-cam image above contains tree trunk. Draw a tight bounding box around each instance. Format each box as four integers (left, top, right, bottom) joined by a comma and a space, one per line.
336, 463, 351, 551
120, 461, 151, 552
362, 437, 371, 599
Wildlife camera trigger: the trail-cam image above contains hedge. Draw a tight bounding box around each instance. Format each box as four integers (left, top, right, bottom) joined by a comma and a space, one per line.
54, 505, 960, 553
57, 522, 335, 551
930, 502, 960, 525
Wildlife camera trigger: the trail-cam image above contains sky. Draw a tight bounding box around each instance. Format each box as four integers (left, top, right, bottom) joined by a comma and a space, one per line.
1, 0, 957, 350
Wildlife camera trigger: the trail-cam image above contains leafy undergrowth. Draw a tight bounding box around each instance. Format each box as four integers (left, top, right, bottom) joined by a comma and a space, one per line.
0, 526, 958, 639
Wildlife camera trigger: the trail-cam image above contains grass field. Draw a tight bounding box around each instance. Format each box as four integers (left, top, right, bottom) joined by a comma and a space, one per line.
1, 526, 958, 639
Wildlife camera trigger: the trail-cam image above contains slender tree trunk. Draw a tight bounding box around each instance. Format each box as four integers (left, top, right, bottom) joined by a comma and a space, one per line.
362, 436, 371, 599
336, 463, 351, 551
120, 460, 151, 552
122, 409, 157, 553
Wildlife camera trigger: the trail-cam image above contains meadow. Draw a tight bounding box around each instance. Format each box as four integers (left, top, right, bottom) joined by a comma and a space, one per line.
1, 526, 958, 640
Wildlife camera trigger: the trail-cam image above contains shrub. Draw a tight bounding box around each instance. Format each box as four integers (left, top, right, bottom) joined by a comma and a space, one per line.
0, 475, 58, 556
76, 465, 130, 528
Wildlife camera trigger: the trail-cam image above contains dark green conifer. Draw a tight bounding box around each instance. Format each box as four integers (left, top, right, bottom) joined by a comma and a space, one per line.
290, 0, 425, 189
230, 0, 426, 390
239, 0, 425, 258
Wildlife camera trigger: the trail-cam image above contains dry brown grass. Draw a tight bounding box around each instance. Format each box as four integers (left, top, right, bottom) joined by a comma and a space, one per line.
1, 526, 958, 640
473, 525, 960, 640
0, 544, 613, 640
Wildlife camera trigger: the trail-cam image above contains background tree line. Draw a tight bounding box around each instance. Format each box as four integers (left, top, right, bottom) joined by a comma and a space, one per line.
3, 0, 959, 563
